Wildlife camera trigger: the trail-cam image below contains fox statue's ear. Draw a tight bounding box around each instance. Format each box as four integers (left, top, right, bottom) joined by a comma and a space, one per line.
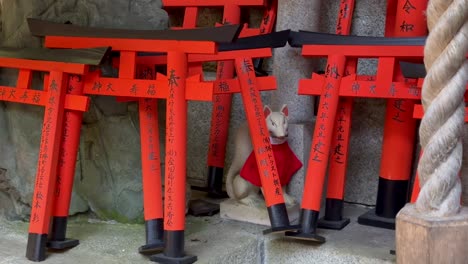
264, 105, 272, 118
280, 104, 289, 117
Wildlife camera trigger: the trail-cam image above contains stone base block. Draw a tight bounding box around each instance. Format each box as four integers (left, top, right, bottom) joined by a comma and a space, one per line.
220, 198, 300, 227
396, 204, 468, 264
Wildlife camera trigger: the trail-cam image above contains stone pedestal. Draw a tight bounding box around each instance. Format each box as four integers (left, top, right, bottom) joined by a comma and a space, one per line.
220, 198, 300, 226
396, 204, 468, 264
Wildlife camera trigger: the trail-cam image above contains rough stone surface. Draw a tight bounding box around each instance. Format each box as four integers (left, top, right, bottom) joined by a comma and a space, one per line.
270, 0, 321, 123
0, 204, 396, 264
220, 198, 300, 227
396, 204, 468, 264
264, 205, 396, 264
0, 0, 169, 222
345, 98, 385, 205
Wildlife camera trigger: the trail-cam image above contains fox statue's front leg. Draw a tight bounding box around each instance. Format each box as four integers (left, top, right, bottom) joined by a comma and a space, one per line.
232, 175, 261, 207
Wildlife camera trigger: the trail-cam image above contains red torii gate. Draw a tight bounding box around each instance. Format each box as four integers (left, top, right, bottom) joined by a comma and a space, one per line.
121, 30, 288, 219
284, 0, 434, 242
110, 29, 293, 231
162, 0, 278, 199
28, 18, 241, 263
0, 46, 109, 261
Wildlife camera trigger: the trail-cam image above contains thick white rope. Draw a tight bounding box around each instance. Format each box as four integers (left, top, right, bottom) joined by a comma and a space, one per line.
416, 0, 468, 217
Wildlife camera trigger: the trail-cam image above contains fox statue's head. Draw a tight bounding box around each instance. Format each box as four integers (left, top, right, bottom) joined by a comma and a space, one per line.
264, 104, 289, 141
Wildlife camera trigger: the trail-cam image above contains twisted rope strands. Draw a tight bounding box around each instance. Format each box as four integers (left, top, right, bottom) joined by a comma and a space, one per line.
416, 0, 468, 216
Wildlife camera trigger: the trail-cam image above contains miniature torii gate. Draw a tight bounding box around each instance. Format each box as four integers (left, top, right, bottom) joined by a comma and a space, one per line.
162, 0, 278, 198
0, 46, 109, 261
28, 18, 240, 263
128, 30, 289, 219
284, 0, 432, 241
29, 19, 294, 263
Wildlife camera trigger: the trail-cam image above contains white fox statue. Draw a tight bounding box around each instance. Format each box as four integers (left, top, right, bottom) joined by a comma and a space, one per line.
225, 104, 302, 207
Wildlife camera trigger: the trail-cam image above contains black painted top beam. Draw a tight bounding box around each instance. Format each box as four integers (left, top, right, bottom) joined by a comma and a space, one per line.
132, 30, 291, 57
27, 18, 242, 43
0, 46, 110, 66
288, 30, 426, 47
218, 30, 291, 51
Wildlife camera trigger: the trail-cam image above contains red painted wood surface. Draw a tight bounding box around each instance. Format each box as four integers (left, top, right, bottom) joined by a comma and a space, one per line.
299, 74, 421, 99
45, 37, 217, 54
325, 0, 356, 202
52, 75, 85, 217
0, 57, 86, 74
235, 57, 285, 206
83, 71, 214, 101
134, 66, 164, 222
164, 52, 188, 230
140, 98, 164, 220
0, 86, 89, 111
302, 55, 346, 211
207, 4, 241, 169
379, 0, 427, 182
28, 71, 68, 234
302, 45, 425, 58
300, 0, 353, 211
133, 48, 272, 66
162, 0, 265, 7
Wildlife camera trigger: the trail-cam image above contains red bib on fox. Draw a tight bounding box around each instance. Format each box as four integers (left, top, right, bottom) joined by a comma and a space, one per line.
240, 141, 302, 187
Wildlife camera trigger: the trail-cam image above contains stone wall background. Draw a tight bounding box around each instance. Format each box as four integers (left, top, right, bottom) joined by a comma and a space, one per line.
0, 0, 169, 223
0, 0, 466, 223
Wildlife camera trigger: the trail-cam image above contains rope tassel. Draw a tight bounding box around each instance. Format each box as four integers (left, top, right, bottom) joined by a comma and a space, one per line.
416, 0, 468, 217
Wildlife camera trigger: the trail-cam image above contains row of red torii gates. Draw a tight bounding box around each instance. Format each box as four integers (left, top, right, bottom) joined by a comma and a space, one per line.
0, 0, 466, 263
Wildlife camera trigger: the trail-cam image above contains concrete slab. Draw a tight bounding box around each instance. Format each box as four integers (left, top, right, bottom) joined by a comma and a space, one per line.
220, 198, 300, 227
0, 204, 395, 264
264, 205, 396, 264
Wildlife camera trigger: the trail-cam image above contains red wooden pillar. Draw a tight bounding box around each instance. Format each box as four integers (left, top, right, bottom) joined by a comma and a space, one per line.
318, 90, 354, 230
206, 4, 241, 198
235, 57, 293, 234
116, 52, 165, 254
151, 51, 197, 263
286, 0, 352, 242
48, 75, 83, 250
286, 55, 346, 243
358, 0, 428, 229
137, 71, 164, 253
317, 0, 356, 231
26, 71, 68, 261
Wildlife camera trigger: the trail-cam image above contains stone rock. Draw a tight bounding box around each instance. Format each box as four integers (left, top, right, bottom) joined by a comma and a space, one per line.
0, 168, 30, 220
77, 109, 144, 223
0, 0, 169, 222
